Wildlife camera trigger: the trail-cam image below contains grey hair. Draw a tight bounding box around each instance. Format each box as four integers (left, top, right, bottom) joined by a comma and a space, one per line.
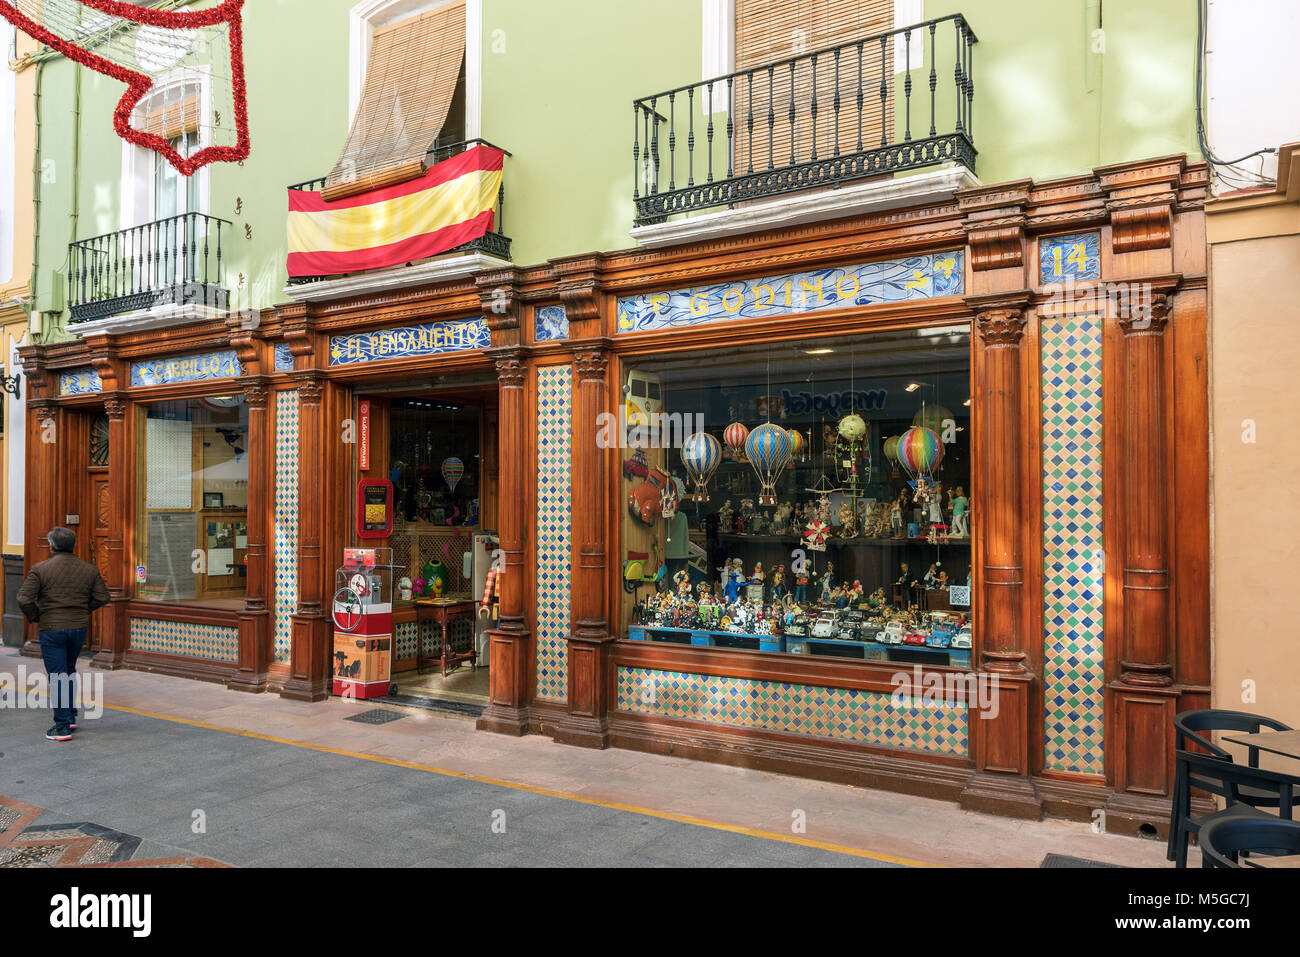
47, 527, 77, 553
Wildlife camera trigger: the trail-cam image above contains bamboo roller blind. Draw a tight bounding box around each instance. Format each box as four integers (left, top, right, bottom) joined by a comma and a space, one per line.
733, 0, 894, 174
323, 1, 466, 201
144, 94, 199, 139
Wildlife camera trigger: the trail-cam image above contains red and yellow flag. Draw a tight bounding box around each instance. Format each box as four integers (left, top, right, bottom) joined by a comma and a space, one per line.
286, 144, 504, 279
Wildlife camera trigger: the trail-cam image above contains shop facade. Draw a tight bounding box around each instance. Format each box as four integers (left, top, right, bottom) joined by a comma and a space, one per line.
19, 153, 1209, 830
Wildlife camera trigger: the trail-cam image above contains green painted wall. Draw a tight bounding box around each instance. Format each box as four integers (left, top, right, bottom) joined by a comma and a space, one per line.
30, 0, 1201, 334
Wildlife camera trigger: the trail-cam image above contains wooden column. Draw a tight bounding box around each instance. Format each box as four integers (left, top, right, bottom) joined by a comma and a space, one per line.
1107, 291, 1181, 804
20, 401, 60, 658
229, 377, 272, 692
557, 344, 614, 748
91, 396, 130, 670
960, 292, 1040, 819
477, 348, 534, 736
282, 373, 330, 701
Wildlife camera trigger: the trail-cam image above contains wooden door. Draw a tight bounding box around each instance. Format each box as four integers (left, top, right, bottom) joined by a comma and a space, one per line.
87, 471, 111, 652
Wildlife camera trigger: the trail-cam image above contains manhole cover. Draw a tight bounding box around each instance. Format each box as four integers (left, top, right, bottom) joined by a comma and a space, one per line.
343, 708, 406, 725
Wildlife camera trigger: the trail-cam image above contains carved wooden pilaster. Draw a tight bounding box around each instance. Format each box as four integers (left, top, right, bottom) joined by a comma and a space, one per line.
282, 372, 330, 701
558, 343, 614, 748
91, 396, 130, 670
229, 377, 272, 692
478, 348, 534, 736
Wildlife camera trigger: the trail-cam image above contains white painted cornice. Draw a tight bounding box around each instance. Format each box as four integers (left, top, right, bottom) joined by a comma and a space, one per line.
281, 252, 510, 304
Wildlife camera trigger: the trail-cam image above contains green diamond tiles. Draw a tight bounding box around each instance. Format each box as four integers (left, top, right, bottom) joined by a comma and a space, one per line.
1041, 313, 1105, 776
534, 365, 572, 701
615, 667, 968, 756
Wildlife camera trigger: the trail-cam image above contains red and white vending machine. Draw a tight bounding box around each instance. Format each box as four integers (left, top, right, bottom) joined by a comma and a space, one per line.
331, 547, 399, 699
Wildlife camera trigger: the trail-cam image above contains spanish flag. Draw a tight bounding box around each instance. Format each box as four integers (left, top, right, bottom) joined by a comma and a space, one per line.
286, 144, 504, 279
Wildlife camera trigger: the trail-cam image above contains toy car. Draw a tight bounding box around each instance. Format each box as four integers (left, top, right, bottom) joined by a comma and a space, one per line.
785, 617, 810, 638
811, 615, 838, 638
627, 468, 668, 524
859, 622, 883, 642
622, 448, 649, 480
902, 630, 928, 646
837, 622, 860, 642
951, 624, 973, 649
882, 621, 906, 644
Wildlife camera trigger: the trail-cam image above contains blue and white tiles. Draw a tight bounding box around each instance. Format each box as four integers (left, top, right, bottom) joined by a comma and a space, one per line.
534, 365, 572, 701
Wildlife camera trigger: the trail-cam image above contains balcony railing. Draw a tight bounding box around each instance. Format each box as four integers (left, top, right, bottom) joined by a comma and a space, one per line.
287, 138, 512, 283
632, 14, 977, 225
68, 212, 230, 324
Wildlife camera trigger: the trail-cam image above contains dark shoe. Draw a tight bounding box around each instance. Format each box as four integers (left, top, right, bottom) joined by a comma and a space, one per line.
45, 726, 73, 742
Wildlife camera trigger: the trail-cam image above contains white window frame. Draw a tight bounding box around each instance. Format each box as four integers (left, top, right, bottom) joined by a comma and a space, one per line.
119, 68, 212, 230
348, 0, 481, 142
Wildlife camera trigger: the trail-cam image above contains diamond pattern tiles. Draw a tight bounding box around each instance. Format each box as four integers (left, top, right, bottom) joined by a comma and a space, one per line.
129, 619, 238, 662
1041, 313, 1106, 776
273, 391, 300, 665
534, 365, 573, 701
616, 668, 968, 756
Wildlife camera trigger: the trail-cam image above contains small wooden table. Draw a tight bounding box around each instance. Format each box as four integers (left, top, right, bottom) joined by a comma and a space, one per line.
414, 599, 477, 677
1223, 730, 1300, 763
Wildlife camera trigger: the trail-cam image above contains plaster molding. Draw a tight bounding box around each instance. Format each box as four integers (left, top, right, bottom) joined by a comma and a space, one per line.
67, 304, 227, 339
628, 165, 981, 249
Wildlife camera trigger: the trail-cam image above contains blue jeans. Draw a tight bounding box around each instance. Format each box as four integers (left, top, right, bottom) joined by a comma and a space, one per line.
38, 628, 87, 728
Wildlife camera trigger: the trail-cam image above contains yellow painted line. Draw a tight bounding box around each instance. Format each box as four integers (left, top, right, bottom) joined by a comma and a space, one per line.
99, 700, 938, 868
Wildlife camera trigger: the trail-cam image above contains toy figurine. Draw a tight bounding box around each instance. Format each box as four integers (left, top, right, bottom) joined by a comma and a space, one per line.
837, 499, 859, 538
923, 563, 940, 590
928, 484, 944, 527
936, 570, 950, 590
398, 577, 414, 601
722, 559, 744, 604
847, 579, 864, 605
819, 562, 836, 603
747, 562, 766, 603
891, 491, 906, 536
794, 568, 809, 604
674, 569, 692, 598
771, 564, 786, 599
718, 500, 734, 533
949, 486, 969, 537
739, 498, 756, 534
772, 501, 793, 535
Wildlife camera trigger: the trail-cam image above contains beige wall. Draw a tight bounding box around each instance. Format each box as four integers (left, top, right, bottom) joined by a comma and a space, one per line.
1209, 196, 1300, 737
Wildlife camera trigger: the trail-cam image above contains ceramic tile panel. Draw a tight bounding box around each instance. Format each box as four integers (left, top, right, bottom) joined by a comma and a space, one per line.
616, 667, 968, 756
535, 305, 569, 342
1041, 312, 1106, 776
273, 391, 300, 665
1039, 231, 1102, 285
534, 365, 572, 701
129, 618, 239, 662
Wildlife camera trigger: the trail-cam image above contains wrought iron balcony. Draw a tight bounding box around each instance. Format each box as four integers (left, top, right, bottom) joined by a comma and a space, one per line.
287, 138, 512, 283
632, 14, 977, 225
68, 212, 231, 324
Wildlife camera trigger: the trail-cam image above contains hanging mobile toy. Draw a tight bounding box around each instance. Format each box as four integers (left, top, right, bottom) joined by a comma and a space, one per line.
744, 423, 792, 506
723, 422, 750, 462
835, 413, 869, 487
680, 431, 723, 502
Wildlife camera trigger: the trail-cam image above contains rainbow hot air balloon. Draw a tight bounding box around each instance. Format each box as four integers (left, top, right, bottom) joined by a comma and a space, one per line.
680, 431, 723, 502
723, 422, 750, 461
744, 422, 792, 506
897, 426, 945, 483
787, 428, 806, 461
442, 457, 465, 494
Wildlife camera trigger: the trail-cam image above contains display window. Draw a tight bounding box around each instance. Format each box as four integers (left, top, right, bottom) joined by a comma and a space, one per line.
134, 395, 249, 604
620, 327, 974, 667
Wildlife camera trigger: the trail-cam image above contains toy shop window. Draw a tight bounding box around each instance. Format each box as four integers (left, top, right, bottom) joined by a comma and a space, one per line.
619, 327, 976, 668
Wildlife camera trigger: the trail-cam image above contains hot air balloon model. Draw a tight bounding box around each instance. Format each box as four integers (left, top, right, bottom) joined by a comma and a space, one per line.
441, 457, 465, 494
680, 431, 722, 502
835, 413, 870, 486
787, 428, 806, 462
897, 425, 945, 500
883, 434, 902, 477
723, 422, 749, 462
744, 422, 792, 506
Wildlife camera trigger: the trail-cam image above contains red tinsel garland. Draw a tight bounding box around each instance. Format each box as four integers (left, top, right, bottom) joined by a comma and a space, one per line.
0, 0, 249, 175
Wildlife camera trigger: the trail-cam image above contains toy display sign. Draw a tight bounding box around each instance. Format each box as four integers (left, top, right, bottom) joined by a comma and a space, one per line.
359, 400, 371, 470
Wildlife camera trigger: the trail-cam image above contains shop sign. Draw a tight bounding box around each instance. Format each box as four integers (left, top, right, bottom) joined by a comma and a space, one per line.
131, 350, 242, 388
1039, 231, 1101, 285
358, 399, 371, 470
60, 368, 103, 396
616, 249, 964, 334
769, 388, 889, 419
328, 318, 490, 366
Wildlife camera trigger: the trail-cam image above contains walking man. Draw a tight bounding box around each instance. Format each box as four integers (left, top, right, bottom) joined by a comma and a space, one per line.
17, 527, 111, 741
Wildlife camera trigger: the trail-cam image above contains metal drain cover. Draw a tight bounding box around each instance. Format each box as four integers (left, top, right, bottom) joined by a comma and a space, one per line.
343, 708, 406, 725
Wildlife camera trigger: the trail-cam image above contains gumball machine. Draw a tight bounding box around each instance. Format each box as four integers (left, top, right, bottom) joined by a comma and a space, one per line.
331, 547, 402, 699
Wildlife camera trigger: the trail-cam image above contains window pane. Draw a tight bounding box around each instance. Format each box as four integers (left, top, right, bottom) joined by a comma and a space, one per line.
135, 397, 249, 603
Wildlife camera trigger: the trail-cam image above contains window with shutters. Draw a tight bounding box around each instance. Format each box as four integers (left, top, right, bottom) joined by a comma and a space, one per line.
733, 0, 895, 174
325, 1, 469, 201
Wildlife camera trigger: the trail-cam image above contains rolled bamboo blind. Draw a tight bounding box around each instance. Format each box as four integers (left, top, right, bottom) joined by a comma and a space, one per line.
143, 94, 200, 139
323, 1, 466, 201
733, 0, 894, 175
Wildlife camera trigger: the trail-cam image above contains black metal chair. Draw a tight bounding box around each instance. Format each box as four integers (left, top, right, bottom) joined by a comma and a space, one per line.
1200, 817, 1300, 868
1170, 749, 1296, 868
1168, 709, 1296, 864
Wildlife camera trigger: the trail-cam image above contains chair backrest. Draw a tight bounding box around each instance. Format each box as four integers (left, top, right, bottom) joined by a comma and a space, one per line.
1174, 709, 1293, 762
1200, 817, 1300, 868
1177, 749, 1297, 814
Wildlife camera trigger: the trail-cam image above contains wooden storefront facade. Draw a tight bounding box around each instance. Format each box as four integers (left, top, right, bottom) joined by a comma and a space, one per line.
19, 154, 1210, 832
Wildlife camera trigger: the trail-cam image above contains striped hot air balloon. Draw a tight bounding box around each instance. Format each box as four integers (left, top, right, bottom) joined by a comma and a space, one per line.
787, 428, 806, 461
883, 434, 901, 463
680, 431, 723, 502
442, 457, 465, 494
723, 422, 750, 461
744, 422, 792, 506
897, 426, 945, 480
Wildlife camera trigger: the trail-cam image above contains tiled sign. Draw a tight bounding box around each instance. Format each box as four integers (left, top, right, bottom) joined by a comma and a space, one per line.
60, 368, 103, 396
328, 318, 490, 366
616, 250, 965, 334
131, 350, 242, 387
1039, 231, 1101, 285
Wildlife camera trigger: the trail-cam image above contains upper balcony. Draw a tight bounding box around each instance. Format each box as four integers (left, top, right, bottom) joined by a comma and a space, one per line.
67, 212, 231, 329
631, 14, 977, 236
285, 139, 511, 298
